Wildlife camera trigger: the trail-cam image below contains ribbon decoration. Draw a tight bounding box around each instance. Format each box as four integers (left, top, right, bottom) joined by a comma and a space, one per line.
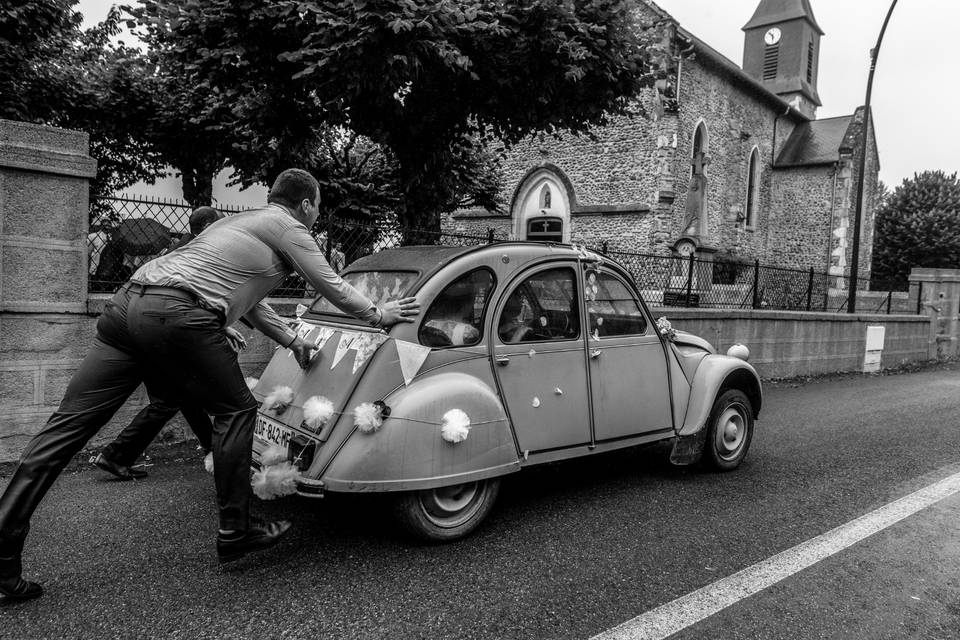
395, 339, 431, 387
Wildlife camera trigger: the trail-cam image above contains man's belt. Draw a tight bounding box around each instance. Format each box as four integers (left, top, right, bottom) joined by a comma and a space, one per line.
125, 282, 226, 324
126, 282, 195, 301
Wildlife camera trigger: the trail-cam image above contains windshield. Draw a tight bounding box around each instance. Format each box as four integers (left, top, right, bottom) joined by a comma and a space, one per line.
309, 271, 419, 315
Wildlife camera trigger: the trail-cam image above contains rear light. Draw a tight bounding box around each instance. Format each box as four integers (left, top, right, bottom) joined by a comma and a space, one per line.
290, 434, 316, 471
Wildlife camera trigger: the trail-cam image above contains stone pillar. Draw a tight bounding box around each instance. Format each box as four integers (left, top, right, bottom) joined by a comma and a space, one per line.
908, 267, 960, 360
0, 120, 98, 459
1, 119, 97, 311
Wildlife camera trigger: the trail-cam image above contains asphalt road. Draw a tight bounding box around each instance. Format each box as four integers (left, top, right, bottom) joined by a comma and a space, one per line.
2, 365, 960, 639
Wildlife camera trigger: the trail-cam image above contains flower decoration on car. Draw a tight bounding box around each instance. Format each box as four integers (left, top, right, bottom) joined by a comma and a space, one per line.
440, 409, 471, 444
264, 385, 294, 414
302, 395, 335, 431
354, 401, 391, 434
656, 316, 677, 341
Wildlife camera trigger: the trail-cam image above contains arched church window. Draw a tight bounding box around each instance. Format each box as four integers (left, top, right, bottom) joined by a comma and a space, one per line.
745, 147, 760, 229
691, 123, 707, 178
539, 185, 552, 210
683, 122, 709, 237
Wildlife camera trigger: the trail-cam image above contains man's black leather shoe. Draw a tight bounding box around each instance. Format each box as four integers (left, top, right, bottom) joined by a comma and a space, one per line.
92, 453, 148, 480
0, 575, 42, 601
217, 519, 292, 563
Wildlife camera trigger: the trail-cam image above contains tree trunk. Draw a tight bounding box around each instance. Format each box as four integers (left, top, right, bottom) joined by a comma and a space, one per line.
180, 165, 215, 208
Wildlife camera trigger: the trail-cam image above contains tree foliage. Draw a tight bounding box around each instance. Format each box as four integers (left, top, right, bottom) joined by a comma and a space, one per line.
128, 0, 669, 234
1, 2, 166, 213
871, 171, 960, 286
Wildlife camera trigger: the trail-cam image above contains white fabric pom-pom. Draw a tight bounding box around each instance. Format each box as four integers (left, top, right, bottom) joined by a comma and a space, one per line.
440, 409, 471, 443
251, 461, 301, 500
264, 385, 294, 412
245, 377, 259, 391
203, 451, 214, 474
354, 402, 383, 434
302, 395, 335, 431
260, 444, 287, 467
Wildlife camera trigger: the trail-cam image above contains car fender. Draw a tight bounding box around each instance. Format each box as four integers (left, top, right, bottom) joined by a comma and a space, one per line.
676, 354, 762, 438
321, 369, 520, 492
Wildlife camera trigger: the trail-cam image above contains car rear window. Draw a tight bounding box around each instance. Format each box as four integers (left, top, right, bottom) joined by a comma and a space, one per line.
309, 271, 419, 315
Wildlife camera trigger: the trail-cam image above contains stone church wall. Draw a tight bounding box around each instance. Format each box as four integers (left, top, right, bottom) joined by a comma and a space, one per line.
673, 57, 790, 261
767, 164, 836, 270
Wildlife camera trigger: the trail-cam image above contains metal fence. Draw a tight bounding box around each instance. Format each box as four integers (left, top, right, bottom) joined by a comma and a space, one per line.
87, 196, 911, 312
88, 196, 505, 296
606, 249, 910, 314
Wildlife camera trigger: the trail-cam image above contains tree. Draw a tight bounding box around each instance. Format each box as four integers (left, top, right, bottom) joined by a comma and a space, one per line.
129, 0, 670, 237
871, 171, 960, 286
0, 0, 82, 121
1, 3, 168, 215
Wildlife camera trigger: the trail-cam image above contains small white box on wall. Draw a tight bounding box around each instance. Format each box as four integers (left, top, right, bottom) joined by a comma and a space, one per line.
863, 326, 885, 373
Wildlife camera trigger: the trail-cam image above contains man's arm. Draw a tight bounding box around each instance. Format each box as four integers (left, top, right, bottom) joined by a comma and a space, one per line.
242, 301, 297, 347
276, 226, 418, 327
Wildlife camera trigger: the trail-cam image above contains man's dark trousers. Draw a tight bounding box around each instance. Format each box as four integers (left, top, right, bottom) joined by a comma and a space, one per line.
0, 284, 257, 562
101, 399, 213, 467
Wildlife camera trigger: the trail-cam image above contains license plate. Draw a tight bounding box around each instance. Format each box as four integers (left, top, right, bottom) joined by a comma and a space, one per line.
255, 414, 294, 449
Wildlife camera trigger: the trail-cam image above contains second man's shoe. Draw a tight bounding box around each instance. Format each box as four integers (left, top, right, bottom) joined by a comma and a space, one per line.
92, 452, 148, 480
0, 575, 43, 601
217, 519, 292, 563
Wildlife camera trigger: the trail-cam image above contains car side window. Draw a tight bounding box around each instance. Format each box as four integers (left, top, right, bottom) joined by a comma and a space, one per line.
419, 269, 495, 348
498, 267, 580, 343
585, 270, 647, 338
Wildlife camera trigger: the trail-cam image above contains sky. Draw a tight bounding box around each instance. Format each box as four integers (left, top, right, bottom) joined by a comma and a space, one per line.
75, 0, 956, 204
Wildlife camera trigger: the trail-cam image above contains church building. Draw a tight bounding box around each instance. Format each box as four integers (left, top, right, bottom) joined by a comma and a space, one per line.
444, 0, 879, 283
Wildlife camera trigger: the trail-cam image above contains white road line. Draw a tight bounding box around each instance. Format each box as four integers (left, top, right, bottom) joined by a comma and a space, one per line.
591, 470, 960, 640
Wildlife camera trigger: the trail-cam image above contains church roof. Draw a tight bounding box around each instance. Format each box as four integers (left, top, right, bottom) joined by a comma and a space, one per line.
774, 114, 856, 167
676, 26, 809, 121
742, 0, 824, 35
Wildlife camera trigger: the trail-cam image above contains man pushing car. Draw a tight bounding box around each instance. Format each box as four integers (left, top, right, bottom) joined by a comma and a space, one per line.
0, 168, 419, 601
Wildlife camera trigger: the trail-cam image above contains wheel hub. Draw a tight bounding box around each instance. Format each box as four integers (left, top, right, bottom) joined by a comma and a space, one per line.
419, 482, 484, 528
716, 405, 746, 460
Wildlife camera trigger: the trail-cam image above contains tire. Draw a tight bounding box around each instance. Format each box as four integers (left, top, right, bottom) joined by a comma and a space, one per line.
703, 389, 754, 471
393, 478, 501, 542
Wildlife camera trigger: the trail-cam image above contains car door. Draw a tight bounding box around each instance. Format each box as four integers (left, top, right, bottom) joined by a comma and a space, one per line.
492, 264, 591, 455
584, 267, 673, 441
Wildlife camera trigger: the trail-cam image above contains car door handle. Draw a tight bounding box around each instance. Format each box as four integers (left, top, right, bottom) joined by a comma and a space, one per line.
495, 355, 510, 366
590, 349, 602, 359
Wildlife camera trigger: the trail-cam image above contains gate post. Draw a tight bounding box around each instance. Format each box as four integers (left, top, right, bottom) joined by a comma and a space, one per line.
908, 268, 960, 360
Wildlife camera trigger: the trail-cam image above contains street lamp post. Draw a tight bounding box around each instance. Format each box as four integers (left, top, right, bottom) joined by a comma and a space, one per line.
847, 0, 898, 314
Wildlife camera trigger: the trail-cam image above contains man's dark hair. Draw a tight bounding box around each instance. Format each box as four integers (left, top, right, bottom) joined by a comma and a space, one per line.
188, 206, 221, 235
268, 169, 320, 210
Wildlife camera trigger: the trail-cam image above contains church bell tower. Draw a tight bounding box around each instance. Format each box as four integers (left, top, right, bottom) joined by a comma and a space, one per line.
742, 0, 823, 118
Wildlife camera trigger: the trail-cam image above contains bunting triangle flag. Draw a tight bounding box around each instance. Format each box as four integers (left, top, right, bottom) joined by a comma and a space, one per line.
313, 326, 334, 351
332, 332, 357, 369
352, 333, 388, 374
295, 320, 314, 340
396, 339, 431, 386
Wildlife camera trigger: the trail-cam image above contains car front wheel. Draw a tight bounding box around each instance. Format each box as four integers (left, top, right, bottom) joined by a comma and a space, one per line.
704, 389, 754, 471
393, 478, 501, 542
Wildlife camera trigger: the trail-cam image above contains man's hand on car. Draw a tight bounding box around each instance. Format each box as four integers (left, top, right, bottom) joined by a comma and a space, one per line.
288, 336, 318, 370
379, 297, 421, 326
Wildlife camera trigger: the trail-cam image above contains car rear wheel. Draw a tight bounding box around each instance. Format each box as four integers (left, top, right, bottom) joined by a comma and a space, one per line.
393, 478, 501, 542
704, 389, 754, 471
